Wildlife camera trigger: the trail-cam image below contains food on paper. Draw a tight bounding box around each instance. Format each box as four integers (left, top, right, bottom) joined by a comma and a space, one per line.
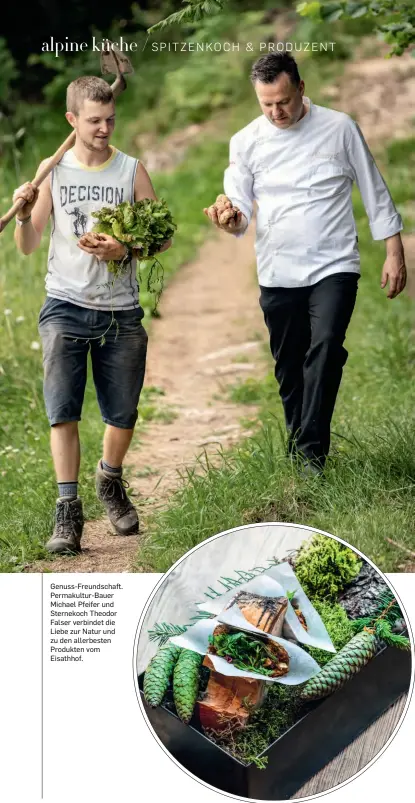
287, 590, 308, 631
208, 624, 290, 678
225, 590, 288, 636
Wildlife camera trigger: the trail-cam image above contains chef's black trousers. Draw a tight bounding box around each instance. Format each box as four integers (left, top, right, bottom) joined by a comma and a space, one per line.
259, 272, 359, 466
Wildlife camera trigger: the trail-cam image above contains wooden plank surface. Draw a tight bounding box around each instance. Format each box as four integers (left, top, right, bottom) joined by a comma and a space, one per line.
292, 694, 407, 798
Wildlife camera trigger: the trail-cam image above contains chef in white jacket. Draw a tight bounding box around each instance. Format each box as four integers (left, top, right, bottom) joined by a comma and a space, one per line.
204, 51, 406, 472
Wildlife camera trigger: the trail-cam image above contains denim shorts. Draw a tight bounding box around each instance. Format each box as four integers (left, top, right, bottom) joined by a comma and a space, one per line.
38, 297, 148, 428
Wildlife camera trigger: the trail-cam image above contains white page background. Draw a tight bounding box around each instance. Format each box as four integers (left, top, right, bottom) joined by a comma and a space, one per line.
0, 572, 413, 803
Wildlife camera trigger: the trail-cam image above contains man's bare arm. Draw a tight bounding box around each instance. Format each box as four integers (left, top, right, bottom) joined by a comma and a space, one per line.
134, 161, 172, 253
134, 161, 158, 202
13, 159, 53, 255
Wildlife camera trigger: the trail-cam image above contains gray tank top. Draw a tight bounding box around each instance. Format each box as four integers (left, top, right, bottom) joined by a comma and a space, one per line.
46, 147, 139, 310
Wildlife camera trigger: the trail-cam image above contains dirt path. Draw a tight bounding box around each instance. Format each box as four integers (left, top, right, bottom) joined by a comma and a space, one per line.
30, 223, 267, 572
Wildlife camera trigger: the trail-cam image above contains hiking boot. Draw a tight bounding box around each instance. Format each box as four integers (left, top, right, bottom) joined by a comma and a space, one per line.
46, 498, 84, 553
300, 460, 324, 478
95, 460, 139, 535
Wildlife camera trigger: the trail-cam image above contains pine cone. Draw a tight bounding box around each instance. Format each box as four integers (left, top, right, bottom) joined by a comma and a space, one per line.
173, 649, 203, 724
143, 643, 181, 707
300, 631, 377, 701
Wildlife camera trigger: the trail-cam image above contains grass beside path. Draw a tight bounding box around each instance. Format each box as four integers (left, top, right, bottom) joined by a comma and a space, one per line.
137, 135, 415, 574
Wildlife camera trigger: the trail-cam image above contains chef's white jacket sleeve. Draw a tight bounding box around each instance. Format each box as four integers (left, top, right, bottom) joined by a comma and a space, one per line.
346, 119, 403, 241
223, 134, 254, 232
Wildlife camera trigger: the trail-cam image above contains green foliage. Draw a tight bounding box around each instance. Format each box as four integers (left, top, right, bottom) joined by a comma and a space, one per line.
0, 38, 19, 107
148, 622, 188, 644
146, 0, 288, 33
385, 137, 415, 166
228, 374, 276, 405
294, 535, 362, 601
147, 610, 213, 645
160, 56, 246, 127
352, 589, 411, 650
92, 199, 177, 269
91, 199, 176, 312
307, 600, 355, 665
297, 1, 415, 56
208, 630, 288, 676
374, 619, 411, 649
28, 39, 109, 108
147, 1, 226, 33
141, 11, 267, 134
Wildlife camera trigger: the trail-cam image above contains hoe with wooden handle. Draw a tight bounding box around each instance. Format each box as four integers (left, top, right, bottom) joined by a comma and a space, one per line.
0, 40, 134, 233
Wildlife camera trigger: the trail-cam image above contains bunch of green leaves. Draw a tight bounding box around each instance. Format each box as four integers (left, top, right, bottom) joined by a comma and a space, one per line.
91, 199, 177, 274
351, 589, 411, 650
296, 1, 415, 56
147, 1, 226, 33
208, 631, 284, 677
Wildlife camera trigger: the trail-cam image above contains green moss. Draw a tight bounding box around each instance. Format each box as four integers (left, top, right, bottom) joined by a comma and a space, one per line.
307, 601, 355, 666
207, 683, 303, 767
294, 535, 362, 602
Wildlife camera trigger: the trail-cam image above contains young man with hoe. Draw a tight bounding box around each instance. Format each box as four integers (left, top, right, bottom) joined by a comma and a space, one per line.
13, 75, 171, 554
204, 52, 406, 473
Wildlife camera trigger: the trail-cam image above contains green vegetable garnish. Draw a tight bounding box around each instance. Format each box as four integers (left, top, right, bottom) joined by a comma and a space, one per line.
208, 631, 287, 677
91, 198, 177, 275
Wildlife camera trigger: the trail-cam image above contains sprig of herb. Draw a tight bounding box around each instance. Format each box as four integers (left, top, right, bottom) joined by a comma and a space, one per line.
352, 589, 410, 650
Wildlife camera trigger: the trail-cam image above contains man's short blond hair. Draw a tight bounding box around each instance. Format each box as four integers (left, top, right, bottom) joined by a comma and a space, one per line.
66, 76, 113, 115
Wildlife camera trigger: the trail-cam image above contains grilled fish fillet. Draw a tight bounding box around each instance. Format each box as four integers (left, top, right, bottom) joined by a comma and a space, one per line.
225, 591, 288, 636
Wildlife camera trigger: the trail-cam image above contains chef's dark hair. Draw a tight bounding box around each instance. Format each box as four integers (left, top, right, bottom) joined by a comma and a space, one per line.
250, 52, 301, 87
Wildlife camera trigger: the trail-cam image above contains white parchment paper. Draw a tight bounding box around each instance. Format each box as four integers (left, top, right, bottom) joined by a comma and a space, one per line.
197, 570, 335, 653
266, 563, 336, 652
170, 615, 320, 685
